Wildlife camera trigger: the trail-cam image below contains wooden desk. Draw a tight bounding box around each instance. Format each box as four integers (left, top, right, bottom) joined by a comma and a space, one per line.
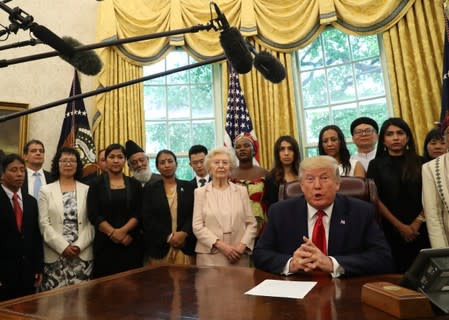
0, 265, 446, 319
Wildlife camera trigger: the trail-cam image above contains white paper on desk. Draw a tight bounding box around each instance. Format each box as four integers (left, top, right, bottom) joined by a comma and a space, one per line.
245, 279, 317, 299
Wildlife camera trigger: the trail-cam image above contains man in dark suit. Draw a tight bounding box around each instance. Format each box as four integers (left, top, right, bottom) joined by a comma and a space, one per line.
0, 154, 43, 301
21, 139, 53, 199
253, 155, 393, 277
188, 145, 210, 188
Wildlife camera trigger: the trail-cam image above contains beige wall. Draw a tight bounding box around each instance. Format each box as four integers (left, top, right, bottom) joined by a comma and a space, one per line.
0, 0, 98, 169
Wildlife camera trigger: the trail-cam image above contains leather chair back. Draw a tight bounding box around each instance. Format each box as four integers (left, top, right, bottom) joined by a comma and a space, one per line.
278, 176, 379, 217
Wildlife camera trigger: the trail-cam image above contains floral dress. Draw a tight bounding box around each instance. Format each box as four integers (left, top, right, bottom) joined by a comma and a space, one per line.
40, 191, 93, 291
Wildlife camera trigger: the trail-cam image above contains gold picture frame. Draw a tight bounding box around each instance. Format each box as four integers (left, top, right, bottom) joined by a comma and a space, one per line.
0, 102, 28, 155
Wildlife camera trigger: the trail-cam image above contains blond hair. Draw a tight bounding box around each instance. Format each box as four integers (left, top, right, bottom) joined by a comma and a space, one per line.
205, 147, 236, 172
299, 155, 340, 182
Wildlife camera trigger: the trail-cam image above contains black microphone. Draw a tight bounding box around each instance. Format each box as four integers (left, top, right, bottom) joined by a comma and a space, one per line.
29, 23, 75, 57
247, 43, 286, 83
60, 37, 103, 76
212, 3, 253, 74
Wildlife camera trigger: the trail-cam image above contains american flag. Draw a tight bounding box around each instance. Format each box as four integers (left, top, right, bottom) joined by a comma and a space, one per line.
441, 1, 449, 123
224, 65, 260, 163
57, 70, 97, 177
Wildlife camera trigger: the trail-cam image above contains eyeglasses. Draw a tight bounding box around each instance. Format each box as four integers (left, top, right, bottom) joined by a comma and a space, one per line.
59, 160, 77, 165
353, 128, 375, 136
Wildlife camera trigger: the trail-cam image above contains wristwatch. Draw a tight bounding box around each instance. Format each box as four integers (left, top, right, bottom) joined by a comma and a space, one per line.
416, 215, 426, 223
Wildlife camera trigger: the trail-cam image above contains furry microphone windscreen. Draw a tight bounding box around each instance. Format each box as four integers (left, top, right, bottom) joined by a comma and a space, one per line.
59, 37, 103, 76
219, 27, 253, 74
254, 51, 286, 83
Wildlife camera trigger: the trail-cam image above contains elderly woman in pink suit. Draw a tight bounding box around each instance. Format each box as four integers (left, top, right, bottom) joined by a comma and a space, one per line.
192, 147, 258, 267
38, 147, 94, 291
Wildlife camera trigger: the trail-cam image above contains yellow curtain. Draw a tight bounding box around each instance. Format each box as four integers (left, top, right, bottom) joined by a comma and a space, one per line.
94, 0, 418, 168
383, 0, 444, 151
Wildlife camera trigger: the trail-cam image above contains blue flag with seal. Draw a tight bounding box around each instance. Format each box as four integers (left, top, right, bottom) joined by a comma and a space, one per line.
57, 70, 97, 177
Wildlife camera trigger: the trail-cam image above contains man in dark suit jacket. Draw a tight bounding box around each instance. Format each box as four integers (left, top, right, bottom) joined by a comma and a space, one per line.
253, 155, 393, 277
188, 145, 210, 188
21, 139, 54, 198
0, 154, 43, 301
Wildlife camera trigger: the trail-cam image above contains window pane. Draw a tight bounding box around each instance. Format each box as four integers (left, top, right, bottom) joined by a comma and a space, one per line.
306, 148, 318, 157
359, 98, 388, 125
301, 69, 328, 108
332, 103, 357, 137
355, 58, 385, 99
144, 86, 166, 120
169, 122, 191, 153
192, 120, 216, 149
299, 39, 324, 71
144, 60, 165, 85
191, 84, 213, 118
175, 157, 193, 181
166, 51, 189, 84
297, 30, 390, 154
146, 122, 167, 153
190, 65, 212, 83
323, 29, 350, 66
167, 85, 190, 119
328, 65, 355, 103
350, 35, 379, 60
304, 107, 330, 144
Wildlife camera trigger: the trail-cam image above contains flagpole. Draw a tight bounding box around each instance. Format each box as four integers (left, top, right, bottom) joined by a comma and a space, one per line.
0, 54, 227, 123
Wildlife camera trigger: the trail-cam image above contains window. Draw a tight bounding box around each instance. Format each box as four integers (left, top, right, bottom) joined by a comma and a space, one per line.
143, 50, 223, 180
295, 28, 391, 157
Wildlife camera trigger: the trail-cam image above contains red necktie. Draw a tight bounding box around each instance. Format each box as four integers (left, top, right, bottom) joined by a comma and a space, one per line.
12, 193, 23, 232
312, 210, 326, 255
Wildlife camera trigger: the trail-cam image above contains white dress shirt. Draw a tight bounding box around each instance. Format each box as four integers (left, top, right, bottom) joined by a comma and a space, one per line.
26, 167, 47, 196
282, 203, 345, 277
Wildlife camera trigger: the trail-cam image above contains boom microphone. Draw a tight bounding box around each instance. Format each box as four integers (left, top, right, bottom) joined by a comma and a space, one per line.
213, 3, 253, 74
248, 43, 286, 83
60, 37, 103, 76
30, 23, 75, 57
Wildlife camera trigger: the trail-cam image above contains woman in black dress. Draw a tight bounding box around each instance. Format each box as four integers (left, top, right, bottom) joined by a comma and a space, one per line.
263, 135, 300, 209
87, 144, 143, 278
367, 118, 429, 273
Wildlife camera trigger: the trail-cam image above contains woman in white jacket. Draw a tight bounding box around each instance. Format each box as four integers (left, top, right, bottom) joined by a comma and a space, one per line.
38, 147, 94, 291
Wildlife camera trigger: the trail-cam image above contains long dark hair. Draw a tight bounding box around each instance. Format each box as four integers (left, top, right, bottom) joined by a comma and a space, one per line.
51, 147, 83, 180
318, 125, 351, 175
269, 135, 300, 184
376, 117, 421, 182
422, 128, 444, 162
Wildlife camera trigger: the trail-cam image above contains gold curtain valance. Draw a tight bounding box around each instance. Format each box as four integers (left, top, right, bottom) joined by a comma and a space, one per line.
97, 0, 416, 62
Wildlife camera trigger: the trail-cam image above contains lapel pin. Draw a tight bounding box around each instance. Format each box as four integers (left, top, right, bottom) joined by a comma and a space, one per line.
340, 219, 346, 225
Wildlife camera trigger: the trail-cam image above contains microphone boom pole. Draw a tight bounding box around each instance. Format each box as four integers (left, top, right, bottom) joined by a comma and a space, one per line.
0, 24, 215, 68
0, 54, 227, 123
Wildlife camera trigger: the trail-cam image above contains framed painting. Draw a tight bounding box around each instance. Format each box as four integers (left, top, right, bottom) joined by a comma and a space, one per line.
0, 102, 28, 156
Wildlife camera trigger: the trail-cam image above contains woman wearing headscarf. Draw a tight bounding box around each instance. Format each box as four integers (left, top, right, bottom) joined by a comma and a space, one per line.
230, 133, 268, 234
193, 147, 257, 266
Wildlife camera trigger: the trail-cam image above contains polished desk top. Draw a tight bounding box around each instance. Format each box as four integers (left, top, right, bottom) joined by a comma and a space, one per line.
0, 265, 446, 320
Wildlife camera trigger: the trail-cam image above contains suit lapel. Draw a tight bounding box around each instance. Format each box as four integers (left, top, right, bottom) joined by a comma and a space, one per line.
49, 182, 64, 224
0, 187, 19, 231
328, 195, 348, 255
